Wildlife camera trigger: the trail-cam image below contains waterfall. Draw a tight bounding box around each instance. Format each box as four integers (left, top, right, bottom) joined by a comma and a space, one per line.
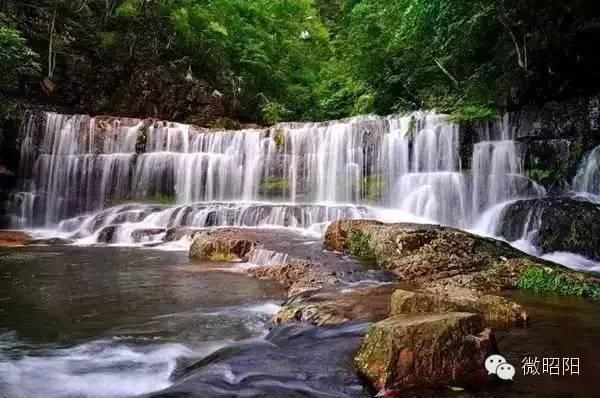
573, 145, 600, 201
12, 111, 544, 243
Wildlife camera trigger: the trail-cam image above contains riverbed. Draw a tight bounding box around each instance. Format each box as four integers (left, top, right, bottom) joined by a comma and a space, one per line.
1, 246, 600, 397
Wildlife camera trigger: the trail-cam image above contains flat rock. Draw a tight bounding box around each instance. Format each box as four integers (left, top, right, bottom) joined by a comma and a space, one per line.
271, 284, 399, 326
390, 287, 526, 327
355, 312, 495, 392
0, 230, 32, 246
189, 228, 393, 295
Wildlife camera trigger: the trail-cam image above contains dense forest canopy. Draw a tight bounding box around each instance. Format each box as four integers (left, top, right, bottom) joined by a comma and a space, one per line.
1, 0, 600, 125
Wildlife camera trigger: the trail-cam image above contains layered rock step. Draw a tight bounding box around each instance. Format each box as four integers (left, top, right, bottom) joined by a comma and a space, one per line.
188, 227, 394, 296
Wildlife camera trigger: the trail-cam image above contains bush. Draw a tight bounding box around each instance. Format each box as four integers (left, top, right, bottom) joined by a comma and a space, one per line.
347, 230, 375, 258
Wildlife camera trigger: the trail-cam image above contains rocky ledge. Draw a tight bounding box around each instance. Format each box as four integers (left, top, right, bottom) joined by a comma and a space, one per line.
188, 227, 394, 296
0, 230, 32, 246
321, 219, 600, 393
325, 219, 600, 294
184, 220, 600, 394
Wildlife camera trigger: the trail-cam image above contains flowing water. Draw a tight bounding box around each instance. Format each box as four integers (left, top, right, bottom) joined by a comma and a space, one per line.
12, 111, 546, 243
1, 247, 600, 398
0, 246, 287, 397
573, 144, 600, 202
3, 112, 600, 397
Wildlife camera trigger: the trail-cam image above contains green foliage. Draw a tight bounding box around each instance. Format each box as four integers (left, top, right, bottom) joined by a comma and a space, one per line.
517, 267, 600, 299
4, 0, 600, 124
99, 31, 120, 49
273, 131, 286, 150
449, 105, 497, 123
154, 192, 175, 205
262, 102, 291, 125
259, 177, 291, 196
347, 230, 375, 258
0, 14, 40, 92
362, 176, 385, 203
209, 250, 238, 262
115, 0, 142, 17
169, 0, 329, 122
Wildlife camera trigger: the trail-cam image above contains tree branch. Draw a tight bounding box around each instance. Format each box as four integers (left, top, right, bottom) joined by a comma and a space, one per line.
434, 58, 459, 88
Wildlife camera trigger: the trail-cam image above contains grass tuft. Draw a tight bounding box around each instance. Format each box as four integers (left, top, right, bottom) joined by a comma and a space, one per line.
517, 266, 600, 299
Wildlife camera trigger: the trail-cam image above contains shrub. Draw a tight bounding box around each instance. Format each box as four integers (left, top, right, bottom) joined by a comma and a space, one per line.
347, 230, 375, 258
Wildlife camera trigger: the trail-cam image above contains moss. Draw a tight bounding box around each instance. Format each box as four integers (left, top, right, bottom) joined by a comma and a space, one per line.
105, 191, 175, 206
517, 266, 600, 299
449, 105, 496, 123
136, 126, 147, 154
154, 192, 175, 204
273, 130, 286, 150
208, 250, 238, 262
347, 230, 375, 258
259, 177, 290, 196
525, 155, 554, 186
362, 176, 385, 203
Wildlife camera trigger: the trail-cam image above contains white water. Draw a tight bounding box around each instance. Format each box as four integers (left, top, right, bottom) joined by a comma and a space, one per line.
573, 144, 600, 202
13, 111, 547, 247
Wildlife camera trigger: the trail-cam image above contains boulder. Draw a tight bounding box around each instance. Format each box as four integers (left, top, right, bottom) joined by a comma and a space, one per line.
189, 230, 256, 261
389, 287, 526, 327
355, 313, 495, 392
0, 230, 32, 246
323, 219, 383, 252
497, 198, 600, 260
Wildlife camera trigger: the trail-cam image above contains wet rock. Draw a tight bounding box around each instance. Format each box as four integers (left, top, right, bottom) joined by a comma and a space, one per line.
29, 237, 73, 245
164, 227, 204, 242
497, 198, 600, 260
97, 226, 116, 243
131, 228, 165, 242
390, 287, 526, 327
355, 312, 495, 393
324, 219, 383, 252
189, 230, 256, 261
248, 259, 340, 296
271, 284, 398, 326
327, 221, 547, 291
0, 230, 32, 246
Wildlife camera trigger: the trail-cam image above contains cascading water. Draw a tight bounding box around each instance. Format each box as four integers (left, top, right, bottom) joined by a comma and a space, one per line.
573, 144, 600, 202
13, 111, 544, 244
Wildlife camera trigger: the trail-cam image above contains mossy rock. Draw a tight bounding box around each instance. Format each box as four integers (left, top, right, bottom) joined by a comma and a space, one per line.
355, 312, 495, 392
189, 231, 256, 261
325, 220, 600, 297
390, 288, 526, 327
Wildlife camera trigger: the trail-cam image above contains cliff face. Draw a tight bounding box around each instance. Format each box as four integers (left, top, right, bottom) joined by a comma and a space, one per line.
511, 96, 600, 192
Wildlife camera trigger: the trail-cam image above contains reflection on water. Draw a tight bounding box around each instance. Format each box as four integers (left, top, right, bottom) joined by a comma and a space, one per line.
0, 246, 285, 397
